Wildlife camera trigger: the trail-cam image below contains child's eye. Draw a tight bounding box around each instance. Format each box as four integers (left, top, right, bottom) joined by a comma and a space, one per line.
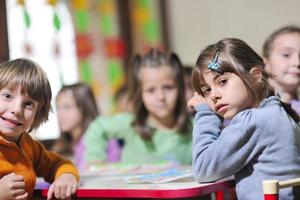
2, 93, 12, 99
163, 85, 175, 91
145, 88, 155, 93
282, 53, 291, 58
201, 87, 211, 96
218, 79, 227, 86
25, 101, 37, 109
283, 54, 290, 58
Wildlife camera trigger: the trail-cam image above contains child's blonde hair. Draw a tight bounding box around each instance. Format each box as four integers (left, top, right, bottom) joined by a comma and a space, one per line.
0, 58, 52, 131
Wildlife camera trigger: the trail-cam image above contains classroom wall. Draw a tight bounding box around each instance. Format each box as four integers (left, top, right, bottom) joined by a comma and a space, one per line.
166, 0, 300, 65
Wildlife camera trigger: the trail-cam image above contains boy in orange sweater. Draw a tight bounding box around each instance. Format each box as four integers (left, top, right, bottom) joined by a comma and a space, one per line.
0, 58, 79, 200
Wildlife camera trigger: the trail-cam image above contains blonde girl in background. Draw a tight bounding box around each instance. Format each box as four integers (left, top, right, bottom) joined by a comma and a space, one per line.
188, 38, 300, 200
0, 58, 79, 200
262, 25, 300, 114
83, 48, 193, 165
53, 83, 122, 170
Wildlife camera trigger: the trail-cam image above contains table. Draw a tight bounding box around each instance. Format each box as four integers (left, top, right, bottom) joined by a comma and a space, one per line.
34, 165, 236, 199
34, 176, 235, 199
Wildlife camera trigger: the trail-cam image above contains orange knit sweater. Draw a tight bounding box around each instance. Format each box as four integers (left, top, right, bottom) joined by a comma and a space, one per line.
0, 132, 80, 198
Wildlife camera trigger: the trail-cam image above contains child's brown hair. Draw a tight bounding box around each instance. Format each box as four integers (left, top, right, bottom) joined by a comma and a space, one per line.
0, 58, 52, 131
193, 38, 299, 122
127, 48, 191, 140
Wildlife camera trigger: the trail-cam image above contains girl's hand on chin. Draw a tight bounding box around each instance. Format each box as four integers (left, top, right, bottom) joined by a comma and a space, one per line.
187, 92, 206, 111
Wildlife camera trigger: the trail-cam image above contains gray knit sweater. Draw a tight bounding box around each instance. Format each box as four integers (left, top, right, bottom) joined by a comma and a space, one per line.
193, 96, 300, 200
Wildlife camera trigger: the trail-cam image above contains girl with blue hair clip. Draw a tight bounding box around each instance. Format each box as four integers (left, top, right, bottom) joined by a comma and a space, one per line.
188, 38, 300, 200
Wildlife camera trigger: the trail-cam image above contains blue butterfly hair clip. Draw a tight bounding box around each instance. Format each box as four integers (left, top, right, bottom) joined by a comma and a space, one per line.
208, 50, 221, 71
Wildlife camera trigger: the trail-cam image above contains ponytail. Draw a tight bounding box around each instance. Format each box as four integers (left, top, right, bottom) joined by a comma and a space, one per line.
281, 101, 299, 123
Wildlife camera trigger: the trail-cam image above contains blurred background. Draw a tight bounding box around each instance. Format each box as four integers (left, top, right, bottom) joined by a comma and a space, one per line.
0, 0, 299, 140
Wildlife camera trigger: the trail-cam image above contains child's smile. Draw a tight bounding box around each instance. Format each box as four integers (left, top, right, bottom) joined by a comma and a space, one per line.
1, 116, 23, 128
0, 86, 37, 142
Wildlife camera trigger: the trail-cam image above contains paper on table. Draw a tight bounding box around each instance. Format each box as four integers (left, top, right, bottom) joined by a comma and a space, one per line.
124, 168, 194, 184
81, 162, 174, 177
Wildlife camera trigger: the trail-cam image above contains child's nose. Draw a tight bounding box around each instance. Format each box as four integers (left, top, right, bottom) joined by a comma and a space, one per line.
211, 90, 221, 103
156, 89, 165, 100
11, 101, 23, 116
293, 54, 300, 67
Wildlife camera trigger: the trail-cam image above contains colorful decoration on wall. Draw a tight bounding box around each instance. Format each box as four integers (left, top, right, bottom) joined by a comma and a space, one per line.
17, 0, 67, 85
130, 0, 164, 52
70, 0, 93, 84
15, 0, 163, 115
70, 0, 125, 114
17, 0, 32, 55
98, 0, 125, 93
48, 0, 64, 84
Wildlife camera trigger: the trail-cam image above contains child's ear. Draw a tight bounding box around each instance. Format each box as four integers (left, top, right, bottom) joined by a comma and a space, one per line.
262, 57, 271, 71
250, 67, 263, 82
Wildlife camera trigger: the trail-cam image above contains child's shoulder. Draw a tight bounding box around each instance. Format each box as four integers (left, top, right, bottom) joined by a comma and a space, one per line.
233, 96, 282, 123
22, 132, 38, 145
20, 133, 46, 155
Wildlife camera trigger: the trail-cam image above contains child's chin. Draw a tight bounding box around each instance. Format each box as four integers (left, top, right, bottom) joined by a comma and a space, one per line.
223, 113, 235, 120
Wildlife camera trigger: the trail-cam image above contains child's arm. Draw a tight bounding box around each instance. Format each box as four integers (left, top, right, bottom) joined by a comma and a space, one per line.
83, 116, 108, 164
31, 140, 80, 183
47, 173, 78, 200
83, 114, 129, 164
26, 135, 80, 199
192, 104, 261, 182
0, 173, 28, 200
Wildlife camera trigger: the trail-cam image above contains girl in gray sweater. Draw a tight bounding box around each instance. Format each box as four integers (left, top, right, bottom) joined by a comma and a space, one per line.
188, 38, 300, 200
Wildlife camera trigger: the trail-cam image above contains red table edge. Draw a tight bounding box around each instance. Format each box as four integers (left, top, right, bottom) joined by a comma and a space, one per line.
264, 194, 278, 200
35, 180, 235, 199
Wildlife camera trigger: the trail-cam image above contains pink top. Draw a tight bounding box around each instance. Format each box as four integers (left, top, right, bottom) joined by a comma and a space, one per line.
74, 138, 122, 170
